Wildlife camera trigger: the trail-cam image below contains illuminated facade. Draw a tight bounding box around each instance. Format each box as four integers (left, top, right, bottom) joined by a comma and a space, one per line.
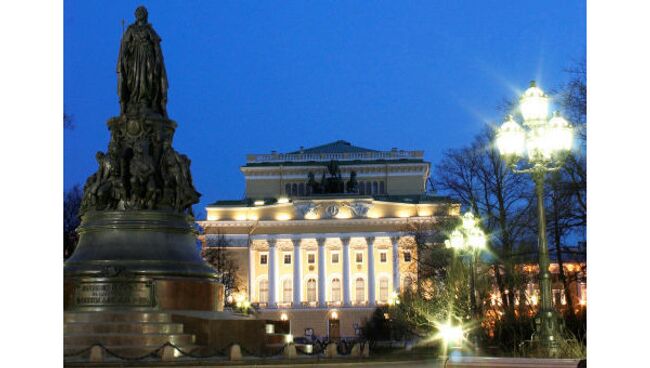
198, 140, 459, 338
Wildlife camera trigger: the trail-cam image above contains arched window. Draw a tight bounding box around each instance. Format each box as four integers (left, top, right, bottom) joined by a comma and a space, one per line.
366, 182, 372, 195
379, 181, 385, 194
285, 184, 291, 196
403, 276, 413, 291
307, 278, 317, 302
379, 277, 389, 301
372, 181, 378, 194
259, 279, 269, 303
355, 277, 365, 302
331, 278, 341, 302
292, 183, 298, 196
359, 181, 365, 195
298, 183, 305, 196
283, 279, 292, 303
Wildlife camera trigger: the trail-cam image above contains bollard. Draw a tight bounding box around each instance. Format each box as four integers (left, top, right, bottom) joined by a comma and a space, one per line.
361, 343, 370, 358
405, 341, 413, 351
161, 345, 176, 361
89, 345, 103, 362
283, 343, 297, 359
229, 344, 242, 361
324, 343, 338, 358
351, 343, 361, 357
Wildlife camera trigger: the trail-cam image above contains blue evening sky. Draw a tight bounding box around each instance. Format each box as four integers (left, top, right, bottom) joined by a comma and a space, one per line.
64, 0, 585, 218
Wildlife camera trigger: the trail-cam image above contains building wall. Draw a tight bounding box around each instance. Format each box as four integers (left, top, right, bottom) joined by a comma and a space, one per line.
206, 200, 457, 222
258, 308, 375, 338
242, 163, 429, 199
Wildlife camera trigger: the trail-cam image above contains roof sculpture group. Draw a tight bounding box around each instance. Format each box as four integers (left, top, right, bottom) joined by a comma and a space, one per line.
306, 160, 359, 195
80, 6, 200, 217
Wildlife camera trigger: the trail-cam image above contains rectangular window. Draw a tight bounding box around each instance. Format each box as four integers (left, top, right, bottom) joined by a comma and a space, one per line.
356, 252, 363, 263
380, 252, 387, 263
403, 251, 411, 263
260, 254, 268, 265
308, 253, 315, 264
284, 254, 291, 264
331, 253, 339, 264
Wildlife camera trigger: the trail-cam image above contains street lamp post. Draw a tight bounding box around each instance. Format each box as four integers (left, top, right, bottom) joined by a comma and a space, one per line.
495, 81, 573, 355
446, 212, 487, 320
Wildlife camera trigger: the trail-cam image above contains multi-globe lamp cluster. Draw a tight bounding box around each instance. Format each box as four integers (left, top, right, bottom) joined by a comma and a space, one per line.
495, 81, 574, 354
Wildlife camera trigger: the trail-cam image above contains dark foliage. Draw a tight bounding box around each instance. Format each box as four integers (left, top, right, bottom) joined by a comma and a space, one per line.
64, 184, 83, 259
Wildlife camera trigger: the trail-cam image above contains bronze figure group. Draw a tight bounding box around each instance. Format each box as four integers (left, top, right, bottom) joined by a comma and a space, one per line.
80, 6, 200, 217
306, 161, 359, 195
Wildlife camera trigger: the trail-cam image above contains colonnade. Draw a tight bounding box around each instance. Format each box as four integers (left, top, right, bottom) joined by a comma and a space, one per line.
251, 235, 404, 308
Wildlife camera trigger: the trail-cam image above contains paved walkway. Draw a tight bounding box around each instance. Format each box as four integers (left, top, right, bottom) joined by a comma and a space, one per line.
65, 356, 584, 368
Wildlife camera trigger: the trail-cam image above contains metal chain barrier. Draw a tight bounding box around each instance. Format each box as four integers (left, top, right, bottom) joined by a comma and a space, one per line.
337, 340, 353, 355
165, 342, 228, 359
295, 340, 326, 356
63, 344, 96, 358
102, 342, 167, 361
238, 343, 287, 358
64, 339, 370, 361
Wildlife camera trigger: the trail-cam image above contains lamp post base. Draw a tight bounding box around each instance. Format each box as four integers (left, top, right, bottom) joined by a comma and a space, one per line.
531, 308, 565, 357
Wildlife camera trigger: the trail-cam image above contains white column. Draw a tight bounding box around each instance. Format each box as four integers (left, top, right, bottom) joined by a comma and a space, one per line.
268, 239, 277, 308
317, 237, 327, 307
248, 243, 254, 301
366, 236, 376, 306
341, 237, 351, 307
391, 236, 400, 293
293, 239, 302, 306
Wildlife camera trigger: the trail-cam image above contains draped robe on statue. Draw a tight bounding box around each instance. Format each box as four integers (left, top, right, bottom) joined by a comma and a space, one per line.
117, 23, 168, 117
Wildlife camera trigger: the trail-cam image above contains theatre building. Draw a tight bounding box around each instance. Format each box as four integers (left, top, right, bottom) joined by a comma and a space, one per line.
198, 140, 459, 338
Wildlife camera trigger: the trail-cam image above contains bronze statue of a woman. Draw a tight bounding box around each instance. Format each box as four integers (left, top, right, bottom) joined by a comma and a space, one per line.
117, 6, 168, 117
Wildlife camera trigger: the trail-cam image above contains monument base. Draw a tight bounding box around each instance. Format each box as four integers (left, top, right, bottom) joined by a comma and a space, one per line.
64, 276, 224, 312
64, 210, 222, 312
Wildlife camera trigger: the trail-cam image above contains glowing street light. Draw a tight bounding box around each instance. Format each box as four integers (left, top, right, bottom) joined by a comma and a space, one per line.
446, 211, 487, 317
387, 291, 400, 306
437, 320, 465, 349
495, 81, 573, 355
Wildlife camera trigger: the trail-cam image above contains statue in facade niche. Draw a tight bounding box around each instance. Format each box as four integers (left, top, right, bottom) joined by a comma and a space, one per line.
117, 6, 168, 117
307, 172, 321, 195
346, 171, 359, 193
324, 160, 344, 193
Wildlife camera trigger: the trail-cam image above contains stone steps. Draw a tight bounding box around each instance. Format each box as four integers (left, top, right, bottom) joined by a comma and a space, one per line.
64, 344, 198, 359
64, 311, 198, 361
65, 322, 184, 334
65, 311, 172, 323
65, 332, 195, 346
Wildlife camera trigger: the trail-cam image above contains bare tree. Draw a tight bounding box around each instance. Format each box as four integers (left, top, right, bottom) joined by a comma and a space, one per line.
542, 61, 587, 319
434, 127, 536, 315
64, 112, 74, 129
64, 184, 83, 259
201, 232, 240, 300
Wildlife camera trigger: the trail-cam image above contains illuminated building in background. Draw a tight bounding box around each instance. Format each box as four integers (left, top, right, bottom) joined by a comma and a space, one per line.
198, 140, 459, 338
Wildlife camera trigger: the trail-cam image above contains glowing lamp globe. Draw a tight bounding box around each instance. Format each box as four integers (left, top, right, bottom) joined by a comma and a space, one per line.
496, 116, 525, 157
547, 111, 573, 152
526, 125, 553, 162
520, 81, 549, 122
462, 212, 476, 230
449, 229, 465, 249
438, 322, 464, 347
468, 228, 487, 249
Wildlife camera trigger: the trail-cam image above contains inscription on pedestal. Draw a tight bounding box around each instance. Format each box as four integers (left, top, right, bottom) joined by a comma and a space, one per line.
74, 280, 155, 308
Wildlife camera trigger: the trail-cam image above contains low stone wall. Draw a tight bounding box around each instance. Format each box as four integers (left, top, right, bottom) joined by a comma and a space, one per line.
156, 278, 224, 311
171, 311, 266, 356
